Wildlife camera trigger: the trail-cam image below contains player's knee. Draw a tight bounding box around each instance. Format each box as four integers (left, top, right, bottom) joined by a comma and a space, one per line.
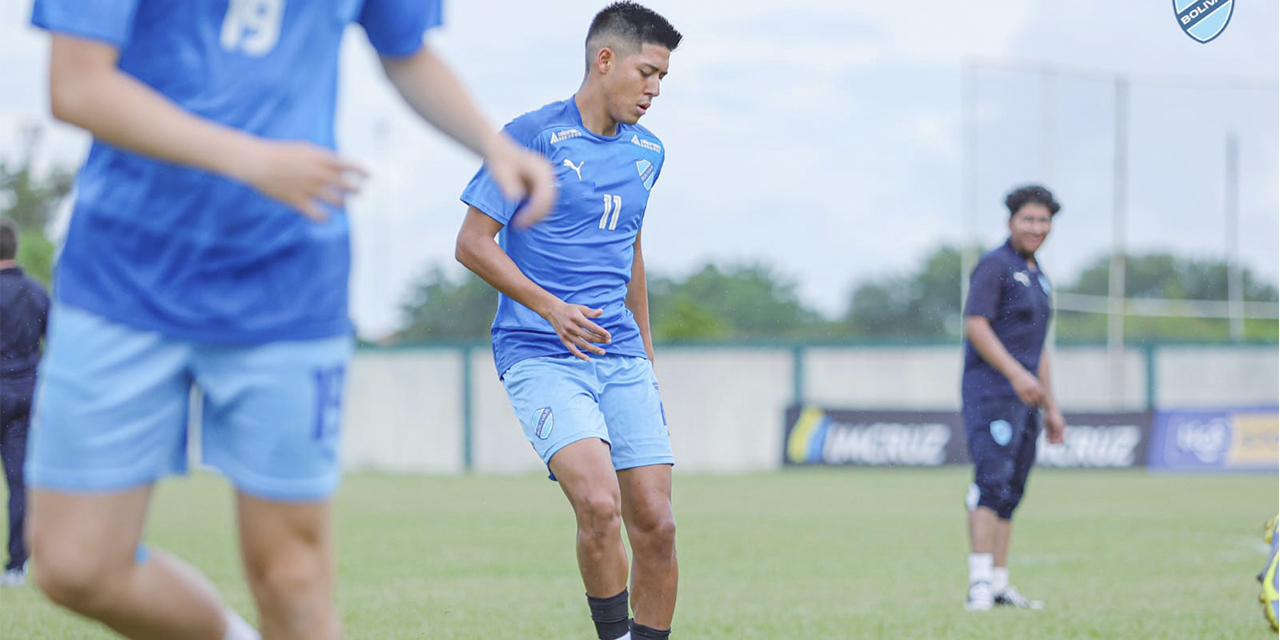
245, 546, 325, 606
632, 512, 676, 559
30, 544, 116, 614
575, 491, 622, 540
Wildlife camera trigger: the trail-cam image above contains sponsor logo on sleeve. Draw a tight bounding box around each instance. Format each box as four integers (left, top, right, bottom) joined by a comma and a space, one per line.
550, 129, 582, 144
630, 134, 662, 153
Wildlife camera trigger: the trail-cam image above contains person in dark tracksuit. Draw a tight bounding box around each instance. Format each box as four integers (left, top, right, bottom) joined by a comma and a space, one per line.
0, 219, 49, 587
961, 185, 1065, 611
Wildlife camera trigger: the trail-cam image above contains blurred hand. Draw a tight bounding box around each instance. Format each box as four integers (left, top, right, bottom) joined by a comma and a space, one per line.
1011, 369, 1046, 408
543, 301, 612, 361
240, 140, 366, 221
1044, 408, 1066, 444
483, 133, 557, 227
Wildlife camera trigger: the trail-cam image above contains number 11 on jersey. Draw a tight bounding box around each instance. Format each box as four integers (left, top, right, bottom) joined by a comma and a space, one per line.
599, 194, 623, 231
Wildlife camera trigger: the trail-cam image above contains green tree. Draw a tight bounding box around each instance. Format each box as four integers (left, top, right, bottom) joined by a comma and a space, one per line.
648, 262, 826, 341
1, 140, 73, 287
396, 267, 497, 342
842, 246, 963, 339
1059, 253, 1278, 342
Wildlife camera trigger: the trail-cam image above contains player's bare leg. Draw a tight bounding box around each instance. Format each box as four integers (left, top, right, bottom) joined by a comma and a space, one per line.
618, 464, 677, 631
551, 439, 629, 596
237, 493, 340, 640
29, 486, 234, 640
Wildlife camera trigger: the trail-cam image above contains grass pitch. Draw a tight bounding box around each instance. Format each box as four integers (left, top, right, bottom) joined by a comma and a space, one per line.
1, 468, 1274, 639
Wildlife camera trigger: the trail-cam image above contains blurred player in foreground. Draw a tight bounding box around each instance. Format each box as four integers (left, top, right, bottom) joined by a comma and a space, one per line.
26, 1, 554, 639
455, 3, 680, 638
960, 185, 1065, 611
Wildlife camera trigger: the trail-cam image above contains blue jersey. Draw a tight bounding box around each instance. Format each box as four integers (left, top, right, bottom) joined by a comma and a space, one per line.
461, 97, 666, 375
31, 0, 441, 343
962, 239, 1053, 401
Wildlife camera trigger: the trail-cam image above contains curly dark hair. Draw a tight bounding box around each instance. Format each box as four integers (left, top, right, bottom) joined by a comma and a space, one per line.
1004, 184, 1060, 218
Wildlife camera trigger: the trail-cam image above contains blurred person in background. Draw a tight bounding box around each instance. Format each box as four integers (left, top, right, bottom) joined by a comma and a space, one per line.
0, 218, 49, 588
456, 3, 681, 639
25, 0, 554, 639
960, 184, 1066, 611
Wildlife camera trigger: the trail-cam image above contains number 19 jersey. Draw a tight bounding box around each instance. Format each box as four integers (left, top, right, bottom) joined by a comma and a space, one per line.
461, 96, 667, 376
31, 0, 441, 342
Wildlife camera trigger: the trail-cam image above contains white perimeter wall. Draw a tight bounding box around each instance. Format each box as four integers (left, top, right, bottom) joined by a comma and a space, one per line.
340, 344, 1278, 473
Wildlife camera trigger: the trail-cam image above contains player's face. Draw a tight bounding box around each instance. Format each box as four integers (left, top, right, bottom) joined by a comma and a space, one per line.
1009, 203, 1053, 256
605, 43, 670, 125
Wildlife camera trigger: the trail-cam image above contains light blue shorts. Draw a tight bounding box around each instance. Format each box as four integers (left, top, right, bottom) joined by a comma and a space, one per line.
27, 304, 352, 501
501, 355, 673, 474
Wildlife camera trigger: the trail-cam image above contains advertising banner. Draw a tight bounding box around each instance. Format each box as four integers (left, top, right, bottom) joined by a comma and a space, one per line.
783, 405, 1151, 468
1147, 407, 1279, 471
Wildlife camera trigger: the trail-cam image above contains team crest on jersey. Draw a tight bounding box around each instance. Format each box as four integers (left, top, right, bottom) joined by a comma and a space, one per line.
630, 134, 661, 153
989, 419, 1013, 446
636, 160, 656, 191
532, 407, 554, 440
1038, 274, 1052, 295
550, 129, 582, 144
1174, 0, 1233, 43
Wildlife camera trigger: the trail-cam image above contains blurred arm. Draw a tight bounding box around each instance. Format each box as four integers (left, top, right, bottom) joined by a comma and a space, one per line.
381, 46, 555, 224
48, 34, 361, 219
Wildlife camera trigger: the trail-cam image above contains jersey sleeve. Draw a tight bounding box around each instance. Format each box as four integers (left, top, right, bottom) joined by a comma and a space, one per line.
964, 256, 1003, 320
359, 0, 443, 57
31, 0, 140, 47
459, 118, 544, 226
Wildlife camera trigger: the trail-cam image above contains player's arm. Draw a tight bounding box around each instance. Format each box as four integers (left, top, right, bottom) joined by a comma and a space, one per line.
379, 46, 554, 226
46, 34, 362, 221
455, 207, 611, 361
965, 316, 1045, 407
625, 231, 656, 363
1036, 349, 1065, 443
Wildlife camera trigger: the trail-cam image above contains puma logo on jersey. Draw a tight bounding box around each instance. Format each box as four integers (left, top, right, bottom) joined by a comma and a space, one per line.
563, 159, 584, 181
1013, 271, 1031, 287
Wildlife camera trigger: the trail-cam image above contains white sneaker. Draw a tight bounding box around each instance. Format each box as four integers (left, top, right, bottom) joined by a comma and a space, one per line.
0, 568, 25, 588
965, 580, 993, 611
994, 585, 1044, 609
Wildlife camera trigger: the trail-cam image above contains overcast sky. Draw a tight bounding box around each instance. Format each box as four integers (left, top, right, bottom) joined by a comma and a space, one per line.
1, 0, 1276, 338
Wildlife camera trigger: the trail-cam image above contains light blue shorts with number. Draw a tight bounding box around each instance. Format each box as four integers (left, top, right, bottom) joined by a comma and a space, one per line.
27, 304, 352, 501
501, 354, 673, 474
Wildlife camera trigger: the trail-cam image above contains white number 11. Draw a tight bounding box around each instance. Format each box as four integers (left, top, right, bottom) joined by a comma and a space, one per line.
599, 194, 622, 230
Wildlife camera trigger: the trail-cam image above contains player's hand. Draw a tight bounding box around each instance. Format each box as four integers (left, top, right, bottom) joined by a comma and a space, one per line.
1011, 369, 1046, 407
240, 140, 367, 221
483, 133, 557, 228
544, 301, 612, 361
1044, 408, 1066, 444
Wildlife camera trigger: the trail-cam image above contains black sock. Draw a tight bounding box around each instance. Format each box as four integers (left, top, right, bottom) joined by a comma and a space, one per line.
587, 589, 630, 640
630, 621, 671, 640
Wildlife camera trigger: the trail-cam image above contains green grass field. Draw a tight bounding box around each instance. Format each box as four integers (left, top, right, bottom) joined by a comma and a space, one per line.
1, 468, 1275, 639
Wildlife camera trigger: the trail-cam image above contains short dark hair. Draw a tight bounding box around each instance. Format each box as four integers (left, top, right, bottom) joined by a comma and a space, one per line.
1004, 184, 1060, 217
0, 219, 17, 261
586, 2, 683, 56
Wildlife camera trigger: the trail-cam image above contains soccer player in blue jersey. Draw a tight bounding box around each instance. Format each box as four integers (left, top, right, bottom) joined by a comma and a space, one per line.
961, 185, 1066, 611
26, 1, 555, 639
455, 3, 680, 639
